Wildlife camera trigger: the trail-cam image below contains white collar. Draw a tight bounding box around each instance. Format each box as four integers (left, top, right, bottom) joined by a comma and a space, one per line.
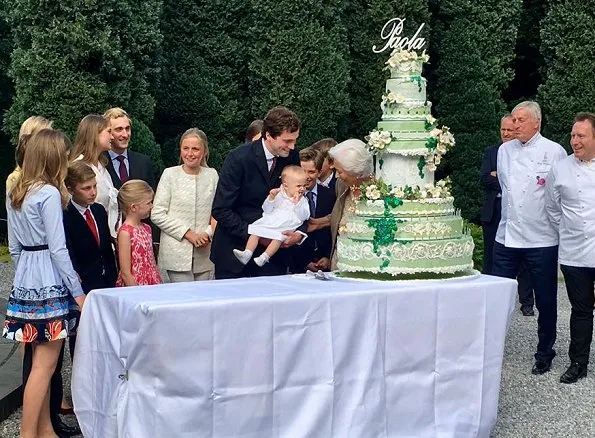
109, 150, 129, 161
261, 139, 275, 161
72, 200, 91, 217
519, 132, 541, 148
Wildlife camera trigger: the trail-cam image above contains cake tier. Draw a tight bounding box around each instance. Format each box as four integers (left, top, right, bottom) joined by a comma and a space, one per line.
344, 214, 463, 240
389, 61, 423, 78
382, 101, 431, 120
355, 197, 454, 218
336, 235, 474, 275
386, 76, 426, 102
377, 119, 428, 133
375, 154, 435, 190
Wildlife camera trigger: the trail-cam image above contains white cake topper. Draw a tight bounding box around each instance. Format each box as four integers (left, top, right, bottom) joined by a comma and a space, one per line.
373, 18, 426, 53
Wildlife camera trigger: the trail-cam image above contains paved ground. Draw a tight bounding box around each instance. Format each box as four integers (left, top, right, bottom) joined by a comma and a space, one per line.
0, 261, 594, 437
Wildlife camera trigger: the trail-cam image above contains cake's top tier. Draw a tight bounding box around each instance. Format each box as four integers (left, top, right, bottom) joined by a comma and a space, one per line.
385, 49, 429, 78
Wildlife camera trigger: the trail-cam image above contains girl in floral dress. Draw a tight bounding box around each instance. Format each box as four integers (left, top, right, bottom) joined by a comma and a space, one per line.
116, 180, 162, 286
3, 129, 86, 438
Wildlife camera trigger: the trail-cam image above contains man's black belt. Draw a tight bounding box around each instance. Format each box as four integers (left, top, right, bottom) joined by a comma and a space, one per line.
22, 245, 49, 251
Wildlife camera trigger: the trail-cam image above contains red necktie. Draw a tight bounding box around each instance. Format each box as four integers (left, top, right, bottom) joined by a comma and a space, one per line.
116, 155, 129, 183
84, 209, 100, 245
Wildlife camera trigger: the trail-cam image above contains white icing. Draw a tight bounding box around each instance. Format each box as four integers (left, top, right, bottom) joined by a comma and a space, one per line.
337, 239, 474, 263
376, 153, 434, 188
337, 262, 474, 275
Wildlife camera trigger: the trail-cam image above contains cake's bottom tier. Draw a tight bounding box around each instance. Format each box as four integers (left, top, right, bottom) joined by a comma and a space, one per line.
337, 235, 474, 276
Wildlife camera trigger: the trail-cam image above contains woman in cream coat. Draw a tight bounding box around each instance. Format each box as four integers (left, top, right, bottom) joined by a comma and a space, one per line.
151, 128, 218, 282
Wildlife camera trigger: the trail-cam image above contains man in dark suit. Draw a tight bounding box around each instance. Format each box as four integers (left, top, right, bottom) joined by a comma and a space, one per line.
211, 106, 304, 279
481, 114, 535, 316
289, 147, 336, 273
102, 107, 156, 190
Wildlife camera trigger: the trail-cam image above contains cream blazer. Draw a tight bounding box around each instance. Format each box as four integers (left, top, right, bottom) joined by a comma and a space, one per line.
151, 165, 218, 272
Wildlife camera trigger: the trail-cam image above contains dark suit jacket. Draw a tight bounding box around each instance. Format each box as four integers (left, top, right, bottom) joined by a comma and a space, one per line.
210, 140, 300, 276
480, 142, 502, 223
290, 184, 336, 272
63, 201, 118, 293
104, 150, 156, 190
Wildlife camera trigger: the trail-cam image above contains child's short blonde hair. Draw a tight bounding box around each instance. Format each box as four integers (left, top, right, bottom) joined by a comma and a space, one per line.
280, 165, 306, 183
118, 179, 154, 213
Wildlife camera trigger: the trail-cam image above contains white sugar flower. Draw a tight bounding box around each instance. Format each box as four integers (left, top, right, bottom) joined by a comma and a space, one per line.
390, 187, 405, 198
409, 51, 418, 61
430, 128, 442, 138
434, 154, 442, 165
425, 115, 436, 125
426, 162, 437, 172
386, 92, 398, 103
397, 49, 410, 62
424, 183, 434, 191
366, 185, 381, 200
441, 131, 455, 146
379, 130, 392, 145
436, 179, 446, 188
431, 187, 443, 198
436, 143, 447, 154
394, 94, 405, 104
420, 190, 428, 199
420, 50, 430, 63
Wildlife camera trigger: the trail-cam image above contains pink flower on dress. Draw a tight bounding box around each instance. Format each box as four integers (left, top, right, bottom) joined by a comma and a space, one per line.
536, 176, 546, 186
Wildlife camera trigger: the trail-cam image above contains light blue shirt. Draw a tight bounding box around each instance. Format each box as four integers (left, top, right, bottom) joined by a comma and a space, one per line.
108, 149, 130, 175
7, 184, 84, 297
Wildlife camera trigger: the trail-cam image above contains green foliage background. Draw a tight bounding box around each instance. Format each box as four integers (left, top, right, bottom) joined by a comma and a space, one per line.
0, 0, 586, 237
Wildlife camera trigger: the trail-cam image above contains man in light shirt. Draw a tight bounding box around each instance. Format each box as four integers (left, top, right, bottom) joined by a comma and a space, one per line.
545, 112, 595, 384
493, 101, 568, 375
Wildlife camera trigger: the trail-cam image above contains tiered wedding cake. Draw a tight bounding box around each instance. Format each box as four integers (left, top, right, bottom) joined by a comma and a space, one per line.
336, 46, 474, 277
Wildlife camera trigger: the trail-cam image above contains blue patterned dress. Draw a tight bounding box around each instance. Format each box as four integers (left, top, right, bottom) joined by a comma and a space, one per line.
3, 184, 84, 343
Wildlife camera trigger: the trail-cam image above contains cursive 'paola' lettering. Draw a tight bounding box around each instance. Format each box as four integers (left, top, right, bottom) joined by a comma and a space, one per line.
372, 18, 426, 53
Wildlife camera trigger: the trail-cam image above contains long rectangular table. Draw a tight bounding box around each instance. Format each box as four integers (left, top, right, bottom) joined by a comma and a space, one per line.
72, 274, 516, 437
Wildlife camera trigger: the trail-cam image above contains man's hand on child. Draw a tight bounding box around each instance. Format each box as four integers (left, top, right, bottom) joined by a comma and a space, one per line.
281, 231, 301, 248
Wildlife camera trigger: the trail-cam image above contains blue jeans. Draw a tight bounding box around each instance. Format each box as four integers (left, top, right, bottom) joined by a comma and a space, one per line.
492, 242, 558, 362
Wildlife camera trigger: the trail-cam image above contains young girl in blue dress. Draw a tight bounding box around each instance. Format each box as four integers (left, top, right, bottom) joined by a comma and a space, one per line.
4, 129, 86, 438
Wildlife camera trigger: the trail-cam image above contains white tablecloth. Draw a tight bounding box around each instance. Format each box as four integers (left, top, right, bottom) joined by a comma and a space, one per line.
72, 274, 516, 438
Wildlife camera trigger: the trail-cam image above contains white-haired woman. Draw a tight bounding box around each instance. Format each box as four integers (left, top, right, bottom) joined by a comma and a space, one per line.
328, 139, 374, 270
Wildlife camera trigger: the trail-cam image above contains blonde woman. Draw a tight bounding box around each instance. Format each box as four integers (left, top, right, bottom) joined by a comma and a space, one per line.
151, 128, 218, 282
6, 116, 53, 193
71, 114, 119, 238
4, 129, 85, 438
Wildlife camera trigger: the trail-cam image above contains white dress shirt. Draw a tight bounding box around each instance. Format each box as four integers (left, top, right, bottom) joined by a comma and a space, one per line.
496, 132, 567, 248
545, 155, 595, 267
262, 140, 276, 170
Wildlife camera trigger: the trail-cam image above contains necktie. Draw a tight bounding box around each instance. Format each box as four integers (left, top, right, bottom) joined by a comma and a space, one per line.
116, 155, 129, 183
269, 157, 277, 176
84, 209, 100, 245
306, 191, 316, 216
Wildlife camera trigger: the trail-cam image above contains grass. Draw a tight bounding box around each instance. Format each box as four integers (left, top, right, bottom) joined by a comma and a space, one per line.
0, 245, 10, 263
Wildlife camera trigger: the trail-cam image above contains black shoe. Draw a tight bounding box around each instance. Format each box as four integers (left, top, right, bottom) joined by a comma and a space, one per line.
53, 418, 81, 436
521, 306, 535, 316
532, 359, 552, 375
560, 362, 587, 384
